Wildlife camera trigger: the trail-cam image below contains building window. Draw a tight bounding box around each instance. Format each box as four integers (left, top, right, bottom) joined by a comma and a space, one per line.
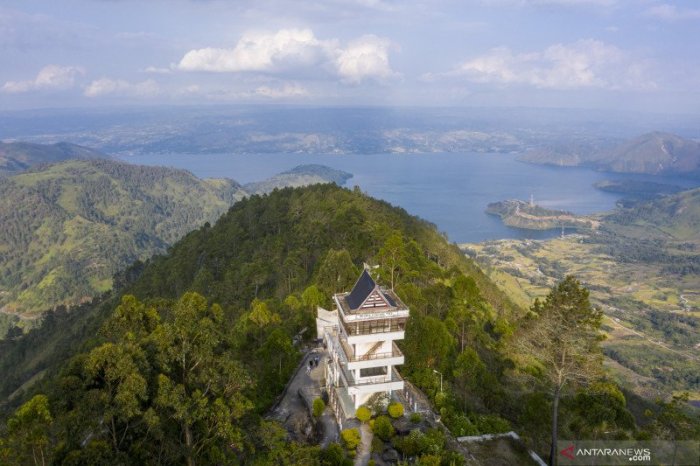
360, 366, 387, 378
341, 317, 407, 336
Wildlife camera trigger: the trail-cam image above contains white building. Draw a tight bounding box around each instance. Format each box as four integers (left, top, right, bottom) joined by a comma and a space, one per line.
319, 269, 408, 419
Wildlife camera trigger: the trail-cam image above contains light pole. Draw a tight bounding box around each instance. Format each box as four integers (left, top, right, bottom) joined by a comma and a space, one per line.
433, 369, 443, 393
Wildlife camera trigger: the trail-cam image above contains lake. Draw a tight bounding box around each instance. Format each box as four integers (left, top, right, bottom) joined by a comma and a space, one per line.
119, 152, 697, 244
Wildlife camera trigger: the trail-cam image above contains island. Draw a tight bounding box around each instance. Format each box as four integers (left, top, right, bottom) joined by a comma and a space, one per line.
485, 199, 596, 230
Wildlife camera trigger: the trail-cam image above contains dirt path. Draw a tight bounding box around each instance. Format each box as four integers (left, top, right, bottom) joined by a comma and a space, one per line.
354, 423, 372, 466
606, 315, 698, 361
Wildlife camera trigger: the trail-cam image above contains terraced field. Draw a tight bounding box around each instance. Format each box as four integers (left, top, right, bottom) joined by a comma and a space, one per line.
463, 233, 699, 402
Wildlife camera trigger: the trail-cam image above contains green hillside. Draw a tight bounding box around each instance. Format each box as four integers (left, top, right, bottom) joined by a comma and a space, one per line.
605, 187, 700, 241
0, 184, 532, 463
3, 184, 686, 465
0, 159, 244, 317
0, 141, 109, 176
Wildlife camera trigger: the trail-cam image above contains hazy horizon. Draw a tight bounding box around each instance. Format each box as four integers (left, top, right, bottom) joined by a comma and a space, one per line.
2, 0, 699, 113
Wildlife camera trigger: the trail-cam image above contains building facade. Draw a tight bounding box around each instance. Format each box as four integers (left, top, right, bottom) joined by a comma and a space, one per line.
319, 269, 408, 418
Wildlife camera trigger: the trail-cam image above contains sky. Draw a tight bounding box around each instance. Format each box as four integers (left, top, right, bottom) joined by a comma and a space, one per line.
1, 0, 699, 113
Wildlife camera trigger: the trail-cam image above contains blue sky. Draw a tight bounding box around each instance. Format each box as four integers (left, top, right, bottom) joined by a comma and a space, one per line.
1, 0, 699, 112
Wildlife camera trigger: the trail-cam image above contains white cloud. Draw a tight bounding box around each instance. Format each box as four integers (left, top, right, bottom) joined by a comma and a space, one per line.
178, 28, 333, 73
441, 39, 655, 91
254, 83, 309, 98
176, 28, 397, 84
84, 78, 160, 98
643, 3, 700, 21
335, 35, 397, 83
525, 0, 616, 5
2, 65, 84, 94
481, 0, 618, 7
144, 66, 172, 74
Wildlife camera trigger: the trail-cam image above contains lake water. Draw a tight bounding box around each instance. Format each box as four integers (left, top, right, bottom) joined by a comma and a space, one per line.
119, 152, 697, 244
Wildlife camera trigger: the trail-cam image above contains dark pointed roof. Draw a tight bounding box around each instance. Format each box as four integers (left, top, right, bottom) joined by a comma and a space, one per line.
345, 269, 376, 310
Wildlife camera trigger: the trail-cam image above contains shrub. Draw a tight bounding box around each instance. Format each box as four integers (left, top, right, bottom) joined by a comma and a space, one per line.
372, 415, 395, 441
474, 414, 511, 434
394, 429, 428, 457
366, 392, 390, 415
371, 436, 384, 454
341, 428, 361, 451
313, 397, 326, 418
410, 412, 422, 424
356, 405, 371, 423
443, 413, 478, 437
320, 443, 346, 465
388, 402, 404, 418
417, 454, 442, 466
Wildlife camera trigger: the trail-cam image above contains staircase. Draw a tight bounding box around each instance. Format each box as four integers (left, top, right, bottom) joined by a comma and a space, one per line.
361, 341, 384, 360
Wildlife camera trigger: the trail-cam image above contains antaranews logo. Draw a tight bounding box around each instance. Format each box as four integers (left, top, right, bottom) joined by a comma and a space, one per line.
560, 444, 575, 460
558, 440, 699, 465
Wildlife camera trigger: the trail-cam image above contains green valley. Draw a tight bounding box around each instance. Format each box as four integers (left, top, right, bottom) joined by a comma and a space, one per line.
465, 188, 700, 402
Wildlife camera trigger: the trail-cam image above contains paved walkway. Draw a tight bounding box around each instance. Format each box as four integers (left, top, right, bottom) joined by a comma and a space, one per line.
268, 349, 339, 446
354, 423, 372, 466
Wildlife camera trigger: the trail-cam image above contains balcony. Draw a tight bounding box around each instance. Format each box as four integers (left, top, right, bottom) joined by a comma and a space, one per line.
340, 316, 407, 339
347, 341, 403, 362
340, 365, 403, 388
347, 342, 404, 370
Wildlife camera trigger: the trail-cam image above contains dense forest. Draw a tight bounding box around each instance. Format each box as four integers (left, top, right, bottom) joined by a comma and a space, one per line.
1, 185, 697, 465
0, 159, 244, 318
0, 141, 108, 177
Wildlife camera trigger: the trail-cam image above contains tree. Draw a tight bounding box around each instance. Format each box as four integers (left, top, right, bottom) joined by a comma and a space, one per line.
2, 395, 53, 466
340, 428, 361, 451
313, 398, 326, 418
514, 276, 603, 466
388, 402, 404, 419
153, 292, 253, 466
371, 415, 394, 441
571, 382, 634, 439
376, 232, 408, 290
241, 299, 282, 346
356, 406, 371, 423
317, 249, 358, 294
84, 342, 148, 451
302, 285, 326, 311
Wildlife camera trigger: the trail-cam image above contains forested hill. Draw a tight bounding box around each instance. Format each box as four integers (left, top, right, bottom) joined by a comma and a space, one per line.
520, 132, 700, 177
606, 186, 700, 241
0, 159, 245, 316
0, 141, 109, 176
0, 184, 529, 464
0, 161, 355, 321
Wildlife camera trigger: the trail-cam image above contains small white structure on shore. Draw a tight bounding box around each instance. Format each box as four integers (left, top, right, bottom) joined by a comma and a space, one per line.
318, 270, 408, 418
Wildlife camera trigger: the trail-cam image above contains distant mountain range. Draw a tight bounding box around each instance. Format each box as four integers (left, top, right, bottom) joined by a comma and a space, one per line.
520, 132, 700, 177
0, 141, 109, 176
0, 143, 353, 318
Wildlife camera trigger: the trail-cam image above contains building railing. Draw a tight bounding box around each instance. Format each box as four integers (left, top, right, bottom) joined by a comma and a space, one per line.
346, 342, 404, 362
340, 316, 407, 336
339, 365, 403, 387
